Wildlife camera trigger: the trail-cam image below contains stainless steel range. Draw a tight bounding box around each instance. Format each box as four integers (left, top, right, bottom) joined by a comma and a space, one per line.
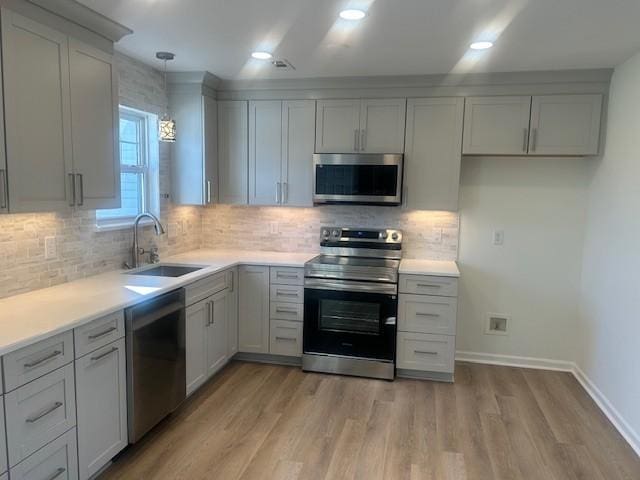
303, 226, 402, 380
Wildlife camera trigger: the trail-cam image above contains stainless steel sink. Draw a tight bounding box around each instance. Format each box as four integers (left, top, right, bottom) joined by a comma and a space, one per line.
126, 264, 203, 277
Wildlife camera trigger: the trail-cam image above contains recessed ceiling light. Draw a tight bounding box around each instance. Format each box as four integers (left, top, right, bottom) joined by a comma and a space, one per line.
470, 41, 494, 50
251, 51, 273, 60
339, 9, 366, 20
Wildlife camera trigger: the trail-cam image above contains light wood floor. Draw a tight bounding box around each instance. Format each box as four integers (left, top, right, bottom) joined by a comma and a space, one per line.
100, 361, 640, 480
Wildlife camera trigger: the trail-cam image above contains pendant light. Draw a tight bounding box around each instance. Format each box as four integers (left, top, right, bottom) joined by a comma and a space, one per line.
156, 51, 176, 142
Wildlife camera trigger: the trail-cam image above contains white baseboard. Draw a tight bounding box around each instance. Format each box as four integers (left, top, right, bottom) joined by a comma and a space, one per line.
455, 350, 640, 458
572, 364, 640, 457
455, 350, 574, 371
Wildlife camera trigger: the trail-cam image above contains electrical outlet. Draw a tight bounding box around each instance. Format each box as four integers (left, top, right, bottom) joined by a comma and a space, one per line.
44, 236, 56, 259
269, 222, 279, 235
493, 229, 504, 246
485, 313, 510, 336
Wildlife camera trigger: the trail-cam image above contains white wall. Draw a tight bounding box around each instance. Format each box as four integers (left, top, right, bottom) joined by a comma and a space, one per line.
578, 51, 640, 446
457, 156, 589, 363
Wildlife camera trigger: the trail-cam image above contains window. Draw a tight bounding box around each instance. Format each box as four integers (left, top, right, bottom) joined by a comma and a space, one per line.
97, 106, 159, 227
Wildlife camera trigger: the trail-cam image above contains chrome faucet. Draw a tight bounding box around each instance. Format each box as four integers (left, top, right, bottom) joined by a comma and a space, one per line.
126, 213, 166, 269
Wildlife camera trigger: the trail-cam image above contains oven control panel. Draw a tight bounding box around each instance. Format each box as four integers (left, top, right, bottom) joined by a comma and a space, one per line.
320, 227, 403, 245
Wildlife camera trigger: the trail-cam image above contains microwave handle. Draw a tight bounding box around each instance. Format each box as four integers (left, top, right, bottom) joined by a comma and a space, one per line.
353, 129, 359, 152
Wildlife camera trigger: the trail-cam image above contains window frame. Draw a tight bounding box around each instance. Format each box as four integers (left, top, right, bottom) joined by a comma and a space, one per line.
96, 106, 159, 230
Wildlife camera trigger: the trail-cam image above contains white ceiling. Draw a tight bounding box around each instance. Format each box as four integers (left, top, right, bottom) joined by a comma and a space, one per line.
77, 0, 640, 80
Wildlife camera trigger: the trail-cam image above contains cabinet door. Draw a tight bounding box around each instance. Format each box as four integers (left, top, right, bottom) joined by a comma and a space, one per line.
76, 339, 127, 480
9, 428, 78, 480
404, 98, 464, 211
186, 299, 208, 395
238, 265, 270, 354
207, 290, 228, 377
282, 100, 315, 206
218, 100, 248, 204
204, 96, 219, 204
249, 100, 282, 205
1, 10, 73, 212
315, 99, 361, 153
360, 98, 406, 153
227, 269, 239, 357
0, 48, 7, 215
69, 39, 120, 210
529, 94, 602, 156
462, 96, 532, 155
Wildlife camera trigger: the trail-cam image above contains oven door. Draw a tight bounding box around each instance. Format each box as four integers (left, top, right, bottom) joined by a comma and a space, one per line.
313, 153, 403, 205
303, 280, 397, 361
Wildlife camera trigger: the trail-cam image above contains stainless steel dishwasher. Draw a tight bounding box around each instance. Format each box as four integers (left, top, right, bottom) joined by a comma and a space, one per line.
125, 288, 186, 443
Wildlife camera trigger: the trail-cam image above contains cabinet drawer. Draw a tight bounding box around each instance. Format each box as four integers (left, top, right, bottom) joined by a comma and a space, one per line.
5, 364, 76, 466
0, 396, 6, 475
269, 320, 303, 357
399, 275, 458, 297
74, 311, 124, 358
270, 285, 304, 304
3, 331, 74, 392
396, 332, 455, 374
185, 271, 229, 306
270, 302, 303, 322
398, 294, 457, 335
9, 428, 78, 480
270, 267, 304, 286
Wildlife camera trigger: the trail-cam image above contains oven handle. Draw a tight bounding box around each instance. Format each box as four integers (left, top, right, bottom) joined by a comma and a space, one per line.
304, 278, 397, 296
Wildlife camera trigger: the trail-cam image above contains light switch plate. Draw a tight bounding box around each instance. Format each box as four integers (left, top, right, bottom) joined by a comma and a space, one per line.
492, 229, 504, 245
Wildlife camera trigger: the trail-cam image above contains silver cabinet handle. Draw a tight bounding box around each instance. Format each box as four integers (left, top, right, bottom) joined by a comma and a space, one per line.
277, 273, 299, 279
0, 169, 7, 209
277, 325, 298, 331
415, 350, 438, 356
276, 182, 281, 204
24, 350, 62, 368
229, 271, 234, 292
207, 301, 213, 326
68, 173, 76, 206
277, 291, 298, 297
354, 129, 359, 151
26, 401, 63, 423
88, 326, 117, 340
46, 467, 66, 480
275, 307, 297, 313
522, 128, 529, 152
90, 346, 118, 362
275, 336, 297, 341
416, 312, 440, 317
76, 173, 84, 206
416, 284, 441, 289
360, 129, 366, 151
283, 182, 288, 204
206, 180, 212, 204
531, 128, 538, 152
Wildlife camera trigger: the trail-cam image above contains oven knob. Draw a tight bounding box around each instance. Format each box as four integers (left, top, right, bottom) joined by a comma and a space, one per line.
380, 231, 388, 240
391, 232, 399, 241
322, 229, 330, 238
332, 229, 340, 237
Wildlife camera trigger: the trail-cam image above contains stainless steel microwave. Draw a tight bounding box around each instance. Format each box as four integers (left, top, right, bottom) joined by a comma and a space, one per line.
312, 153, 403, 206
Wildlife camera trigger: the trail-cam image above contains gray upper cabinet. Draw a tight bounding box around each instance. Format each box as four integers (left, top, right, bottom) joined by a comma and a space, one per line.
1, 9, 120, 213
69, 39, 120, 210
404, 98, 464, 211
359, 98, 407, 153
528, 94, 602, 156
249, 100, 282, 205
218, 100, 249, 204
315, 98, 406, 153
249, 100, 315, 207
1, 10, 74, 213
0, 49, 7, 215
315, 99, 361, 153
463, 94, 603, 156
463, 96, 532, 155
282, 100, 315, 206
170, 88, 218, 206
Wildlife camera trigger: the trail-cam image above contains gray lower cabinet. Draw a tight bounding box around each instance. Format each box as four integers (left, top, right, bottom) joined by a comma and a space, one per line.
9, 428, 78, 480
75, 338, 127, 480
5, 363, 76, 467
268, 267, 304, 357
227, 269, 239, 358
238, 266, 270, 354
0, 396, 6, 476
186, 281, 232, 396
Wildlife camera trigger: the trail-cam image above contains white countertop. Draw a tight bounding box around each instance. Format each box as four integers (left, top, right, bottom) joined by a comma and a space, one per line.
399, 259, 460, 277
0, 249, 458, 356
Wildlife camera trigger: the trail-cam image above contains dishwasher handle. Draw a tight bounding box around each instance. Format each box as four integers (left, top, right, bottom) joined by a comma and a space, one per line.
126, 289, 185, 332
